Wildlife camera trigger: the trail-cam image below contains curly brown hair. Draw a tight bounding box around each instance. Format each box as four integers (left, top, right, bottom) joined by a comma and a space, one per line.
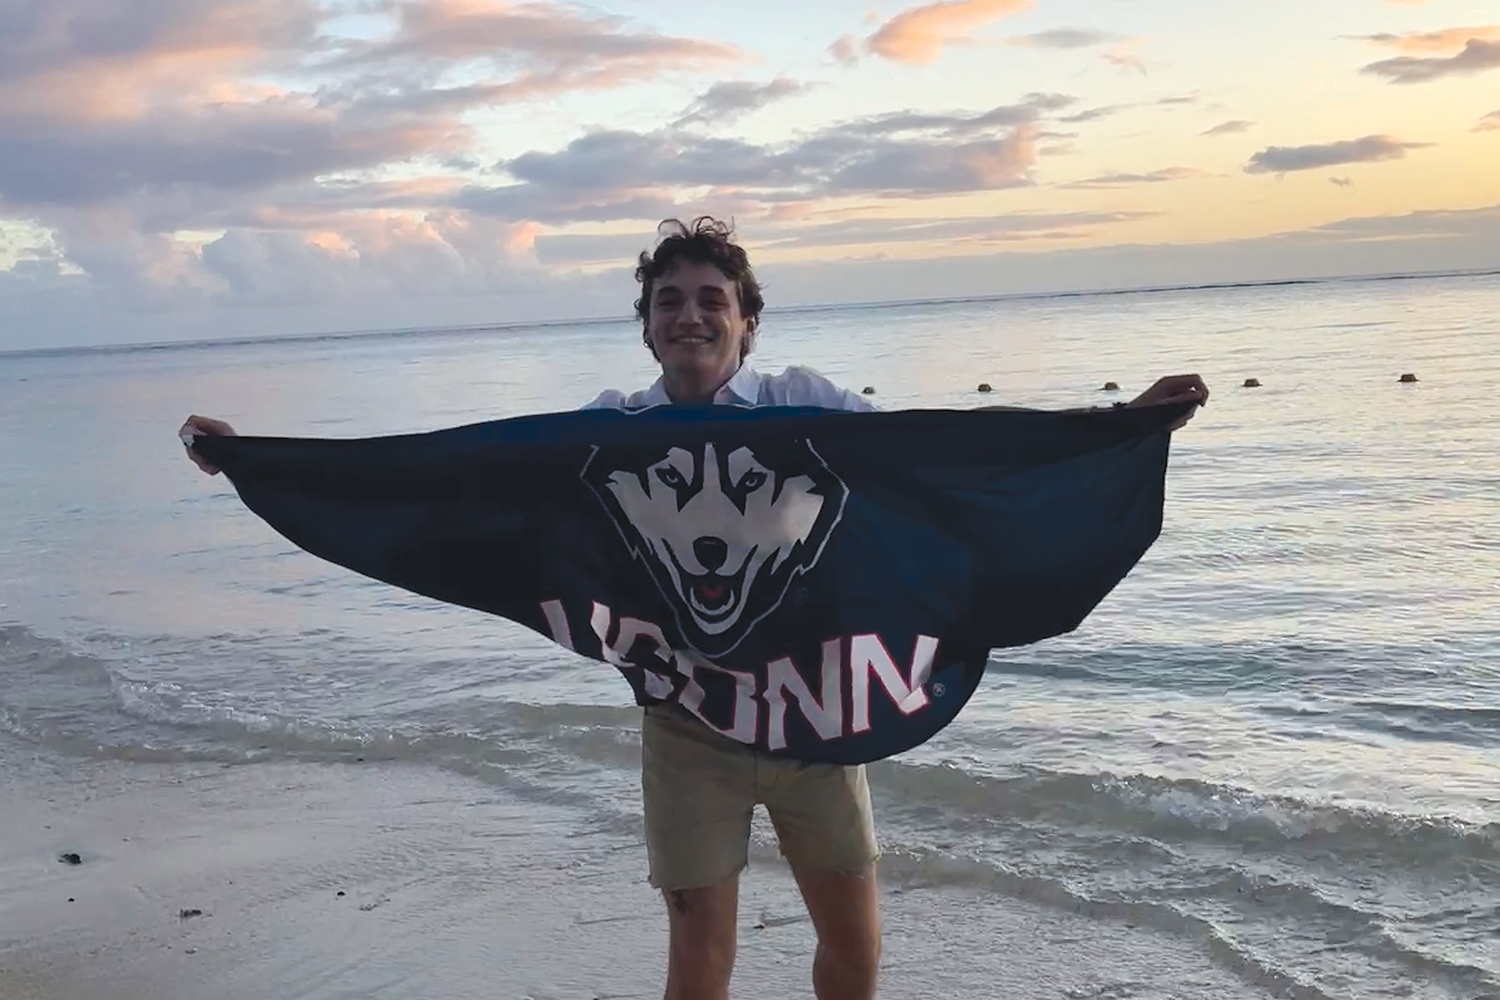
635, 216, 765, 359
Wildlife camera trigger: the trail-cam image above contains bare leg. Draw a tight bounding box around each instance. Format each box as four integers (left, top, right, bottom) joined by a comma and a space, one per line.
662, 876, 740, 1000
792, 865, 882, 1000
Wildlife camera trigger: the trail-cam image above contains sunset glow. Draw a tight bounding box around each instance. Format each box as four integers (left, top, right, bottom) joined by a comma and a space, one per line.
1, 0, 1496, 349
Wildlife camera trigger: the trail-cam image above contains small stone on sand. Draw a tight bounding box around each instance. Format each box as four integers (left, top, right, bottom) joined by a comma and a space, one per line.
862, 386, 876, 395
179, 908, 204, 920
1102, 381, 1120, 391
977, 383, 993, 393
1243, 378, 1261, 388
1399, 373, 1418, 383
58, 852, 82, 865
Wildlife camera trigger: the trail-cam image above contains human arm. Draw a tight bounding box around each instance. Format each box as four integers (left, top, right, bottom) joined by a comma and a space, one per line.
975, 374, 1208, 430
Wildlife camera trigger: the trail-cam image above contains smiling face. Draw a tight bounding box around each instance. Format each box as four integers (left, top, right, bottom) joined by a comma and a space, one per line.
645, 259, 754, 399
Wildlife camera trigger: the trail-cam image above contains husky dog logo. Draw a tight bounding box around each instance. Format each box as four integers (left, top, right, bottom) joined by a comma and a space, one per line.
581, 435, 848, 657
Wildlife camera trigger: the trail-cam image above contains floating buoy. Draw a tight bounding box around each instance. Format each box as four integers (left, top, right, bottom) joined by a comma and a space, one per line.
1243, 378, 1261, 388
862, 386, 876, 395
1102, 381, 1120, 391
1399, 373, 1418, 383
977, 383, 993, 393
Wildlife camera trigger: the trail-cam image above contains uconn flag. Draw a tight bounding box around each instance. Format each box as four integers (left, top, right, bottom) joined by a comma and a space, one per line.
190, 403, 1189, 765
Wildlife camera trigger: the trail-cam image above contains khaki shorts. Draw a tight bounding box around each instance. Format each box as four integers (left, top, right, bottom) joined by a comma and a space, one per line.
640, 704, 880, 890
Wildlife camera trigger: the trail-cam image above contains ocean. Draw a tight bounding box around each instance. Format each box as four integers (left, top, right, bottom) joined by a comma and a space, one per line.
2, 273, 1497, 999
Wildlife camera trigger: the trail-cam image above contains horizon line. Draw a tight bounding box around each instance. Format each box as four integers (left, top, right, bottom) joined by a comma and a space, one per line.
3, 264, 1497, 361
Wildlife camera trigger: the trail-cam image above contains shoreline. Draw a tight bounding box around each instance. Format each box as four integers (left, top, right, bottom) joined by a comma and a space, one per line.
0, 735, 1276, 999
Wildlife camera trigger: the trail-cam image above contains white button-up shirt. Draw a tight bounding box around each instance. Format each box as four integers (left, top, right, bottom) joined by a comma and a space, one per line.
580, 364, 879, 413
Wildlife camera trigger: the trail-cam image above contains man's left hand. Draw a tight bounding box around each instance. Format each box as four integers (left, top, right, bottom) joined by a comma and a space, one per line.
1127, 374, 1209, 430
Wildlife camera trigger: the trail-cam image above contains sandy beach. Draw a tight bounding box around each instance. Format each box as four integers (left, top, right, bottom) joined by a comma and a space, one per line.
0, 733, 1278, 1000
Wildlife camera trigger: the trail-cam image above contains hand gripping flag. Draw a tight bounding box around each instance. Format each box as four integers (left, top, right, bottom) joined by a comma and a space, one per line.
190, 403, 1189, 765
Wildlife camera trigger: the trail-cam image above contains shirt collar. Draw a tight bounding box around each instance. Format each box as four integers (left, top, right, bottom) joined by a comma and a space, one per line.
641, 363, 760, 407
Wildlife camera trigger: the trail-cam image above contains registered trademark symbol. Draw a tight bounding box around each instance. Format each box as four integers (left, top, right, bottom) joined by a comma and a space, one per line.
931, 683, 946, 697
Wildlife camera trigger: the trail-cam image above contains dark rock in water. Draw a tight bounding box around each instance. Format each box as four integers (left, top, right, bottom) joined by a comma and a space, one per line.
1243, 378, 1262, 388
68, 897, 75, 903
1399, 373, 1418, 383
179, 908, 204, 920
337, 891, 346, 897
861, 386, 876, 395
977, 383, 993, 393
58, 852, 82, 866
1102, 381, 1120, 391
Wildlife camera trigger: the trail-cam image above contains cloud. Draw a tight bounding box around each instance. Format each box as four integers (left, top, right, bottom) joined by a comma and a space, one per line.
10, 202, 1500, 352
457, 93, 1075, 226
0, 100, 468, 209
1102, 39, 1148, 74
837, 93, 1074, 136
1308, 203, 1500, 240
1008, 28, 1117, 49
757, 211, 1155, 249
1330, 176, 1354, 187
535, 210, 1155, 263
0, 0, 757, 322
672, 77, 812, 129
1061, 167, 1203, 189
1005, 26, 1148, 74
867, 0, 1034, 64
0, 0, 745, 205
464, 115, 1046, 225
1361, 38, 1500, 83
750, 204, 1500, 310
1355, 26, 1500, 54
828, 33, 861, 65
1477, 111, 1500, 132
474, 94, 1074, 220
1203, 119, 1254, 136
1059, 105, 1132, 124
1244, 135, 1433, 174
326, 0, 742, 97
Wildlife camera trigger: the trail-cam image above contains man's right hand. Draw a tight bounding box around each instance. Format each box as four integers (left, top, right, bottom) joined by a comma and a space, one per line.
179, 414, 237, 476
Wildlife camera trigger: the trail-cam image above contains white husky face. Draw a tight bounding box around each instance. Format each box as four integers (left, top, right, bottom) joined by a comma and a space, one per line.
582, 438, 847, 656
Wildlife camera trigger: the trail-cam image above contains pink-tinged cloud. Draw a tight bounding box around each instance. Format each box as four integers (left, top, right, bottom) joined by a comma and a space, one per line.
828, 34, 861, 65
1203, 119, 1254, 137
1357, 25, 1500, 54
0, 0, 320, 123
0, 0, 749, 216
1361, 38, 1500, 83
867, 0, 1034, 64
1062, 166, 1202, 189
340, 0, 742, 75
1477, 111, 1500, 132
1103, 39, 1148, 75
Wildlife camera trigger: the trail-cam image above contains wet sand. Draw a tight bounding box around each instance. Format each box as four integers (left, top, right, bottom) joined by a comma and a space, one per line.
0, 735, 1274, 999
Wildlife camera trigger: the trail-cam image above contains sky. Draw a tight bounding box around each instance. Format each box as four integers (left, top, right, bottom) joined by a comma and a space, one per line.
1, 0, 1497, 350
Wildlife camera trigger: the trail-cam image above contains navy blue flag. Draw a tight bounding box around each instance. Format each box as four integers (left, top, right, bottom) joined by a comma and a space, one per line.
191, 403, 1187, 765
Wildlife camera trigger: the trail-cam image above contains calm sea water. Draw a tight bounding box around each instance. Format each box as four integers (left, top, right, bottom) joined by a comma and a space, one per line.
2, 274, 1498, 999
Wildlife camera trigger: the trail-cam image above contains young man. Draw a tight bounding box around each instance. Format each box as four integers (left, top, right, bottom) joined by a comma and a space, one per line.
181, 215, 1208, 1000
